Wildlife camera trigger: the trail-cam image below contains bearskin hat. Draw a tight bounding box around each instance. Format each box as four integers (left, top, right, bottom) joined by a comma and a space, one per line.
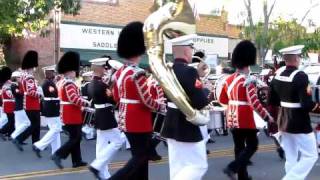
57, 51, 80, 75
117, 21, 146, 59
231, 40, 256, 69
192, 51, 205, 63
0, 66, 12, 84
22, 50, 38, 70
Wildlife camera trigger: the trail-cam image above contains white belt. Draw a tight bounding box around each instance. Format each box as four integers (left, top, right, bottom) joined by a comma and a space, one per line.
82, 96, 88, 99
168, 102, 178, 109
280, 102, 301, 108
229, 100, 249, 106
60, 101, 73, 105
2, 99, 15, 102
94, 103, 113, 109
120, 98, 140, 104
43, 97, 60, 101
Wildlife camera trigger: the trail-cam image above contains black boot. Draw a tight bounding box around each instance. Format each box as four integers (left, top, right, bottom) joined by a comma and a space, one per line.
51, 154, 63, 169
88, 166, 101, 180
12, 139, 24, 151
73, 161, 88, 168
223, 167, 237, 180
32, 145, 42, 158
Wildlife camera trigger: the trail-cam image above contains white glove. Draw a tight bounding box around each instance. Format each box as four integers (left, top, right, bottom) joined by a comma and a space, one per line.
186, 110, 210, 126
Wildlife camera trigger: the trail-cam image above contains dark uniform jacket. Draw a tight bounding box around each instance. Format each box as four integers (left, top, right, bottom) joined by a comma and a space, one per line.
88, 76, 117, 130
41, 79, 60, 117
11, 82, 24, 111
269, 66, 317, 134
161, 58, 209, 142
81, 81, 90, 101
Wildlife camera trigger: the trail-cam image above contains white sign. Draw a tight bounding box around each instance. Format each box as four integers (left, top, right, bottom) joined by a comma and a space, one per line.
60, 23, 122, 50
165, 35, 228, 57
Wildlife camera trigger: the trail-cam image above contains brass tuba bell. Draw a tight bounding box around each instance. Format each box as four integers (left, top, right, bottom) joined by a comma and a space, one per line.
143, 0, 209, 125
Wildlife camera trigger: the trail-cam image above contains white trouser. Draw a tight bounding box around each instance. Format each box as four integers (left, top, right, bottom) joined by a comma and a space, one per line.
0, 107, 8, 129
281, 132, 318, 180
11, 110, 31, 139
90, 128, 125, 179
34, 117, 62, 154
167, 138, 208, 180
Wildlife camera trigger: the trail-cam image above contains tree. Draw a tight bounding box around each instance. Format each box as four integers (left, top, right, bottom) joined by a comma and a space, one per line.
0, 0, 81, 65
243, 0, 277, 65
0, 0, 80, 43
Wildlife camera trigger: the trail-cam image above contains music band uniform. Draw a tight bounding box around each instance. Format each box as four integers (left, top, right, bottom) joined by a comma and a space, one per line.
88, 58, 125, 179
161, 34, 209, 180
0, 67, 15, 139
109, 21, 165, 180
219, 40, 273, 180
269, 45, 320, 180
52, 51, 90, 169
14, 51, 42, 150
33, 66, 62, 156
10, 71, 31, 141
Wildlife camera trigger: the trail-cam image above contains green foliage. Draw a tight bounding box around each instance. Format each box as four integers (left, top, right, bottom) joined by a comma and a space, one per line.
242, 18, 320, 57
0, 0, 81, 43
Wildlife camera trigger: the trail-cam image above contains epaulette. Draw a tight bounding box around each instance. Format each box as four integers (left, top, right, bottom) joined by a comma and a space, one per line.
132, 67, 146, 79
243, 75, 267, 88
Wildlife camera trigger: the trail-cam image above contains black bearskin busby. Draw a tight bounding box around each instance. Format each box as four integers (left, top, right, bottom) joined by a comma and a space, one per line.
0, 66, 12, 84
231, 40, 257, 69
192, 51, 205, 63
117, 21, 146, 59
57, 51, 80, 75
22, 50, 38, 70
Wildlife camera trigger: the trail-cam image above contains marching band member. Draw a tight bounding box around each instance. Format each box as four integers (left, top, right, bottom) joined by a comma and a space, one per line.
110, 21, 165, 180
219, 40, 274, 180
10, 71, 31, 142
13, 51, 42, 151
51, 51, 90, 169
32, 65, 62, 157
0, 67, 15, 140
161, 34, 210, 180
88, 57, 125, 180
0, 83, 8, 130
269, 45, 320, 180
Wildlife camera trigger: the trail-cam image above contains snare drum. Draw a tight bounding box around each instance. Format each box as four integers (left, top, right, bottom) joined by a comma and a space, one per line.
311, 85, 320, 103
83, 107, 96, 127
208, 106, 226, 129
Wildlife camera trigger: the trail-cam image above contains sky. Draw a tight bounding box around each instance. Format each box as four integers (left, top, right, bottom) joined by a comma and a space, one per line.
197, 0, 320, 31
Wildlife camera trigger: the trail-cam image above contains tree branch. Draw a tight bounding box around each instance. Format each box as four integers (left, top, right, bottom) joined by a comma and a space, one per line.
300, 3, 319, 25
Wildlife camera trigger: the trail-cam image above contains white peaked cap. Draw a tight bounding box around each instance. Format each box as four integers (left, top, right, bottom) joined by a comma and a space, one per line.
279, 45, 305, 55
89, 57, 110, 66
108, 60, 124, 70
82, 71, 93, 77
12, 71, 22, 78
42, 65, 56, 71
170, 34, 197, 46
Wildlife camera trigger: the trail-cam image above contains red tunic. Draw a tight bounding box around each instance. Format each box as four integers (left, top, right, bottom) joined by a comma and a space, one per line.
1, 81, 15, 114
113, 65, 162, 132
58, 78, 89, 125
219, 73, 271, 129
147, 76, 164, 100
21, 73, 41, 111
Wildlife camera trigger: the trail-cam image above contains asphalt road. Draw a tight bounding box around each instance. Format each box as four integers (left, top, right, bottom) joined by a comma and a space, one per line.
0, 130, 320, 180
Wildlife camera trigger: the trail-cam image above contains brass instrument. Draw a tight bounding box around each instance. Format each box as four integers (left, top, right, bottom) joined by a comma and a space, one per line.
144, 0, 209, 125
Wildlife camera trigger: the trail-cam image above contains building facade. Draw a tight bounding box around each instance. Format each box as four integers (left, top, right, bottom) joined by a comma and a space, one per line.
7, 0, 241, 71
